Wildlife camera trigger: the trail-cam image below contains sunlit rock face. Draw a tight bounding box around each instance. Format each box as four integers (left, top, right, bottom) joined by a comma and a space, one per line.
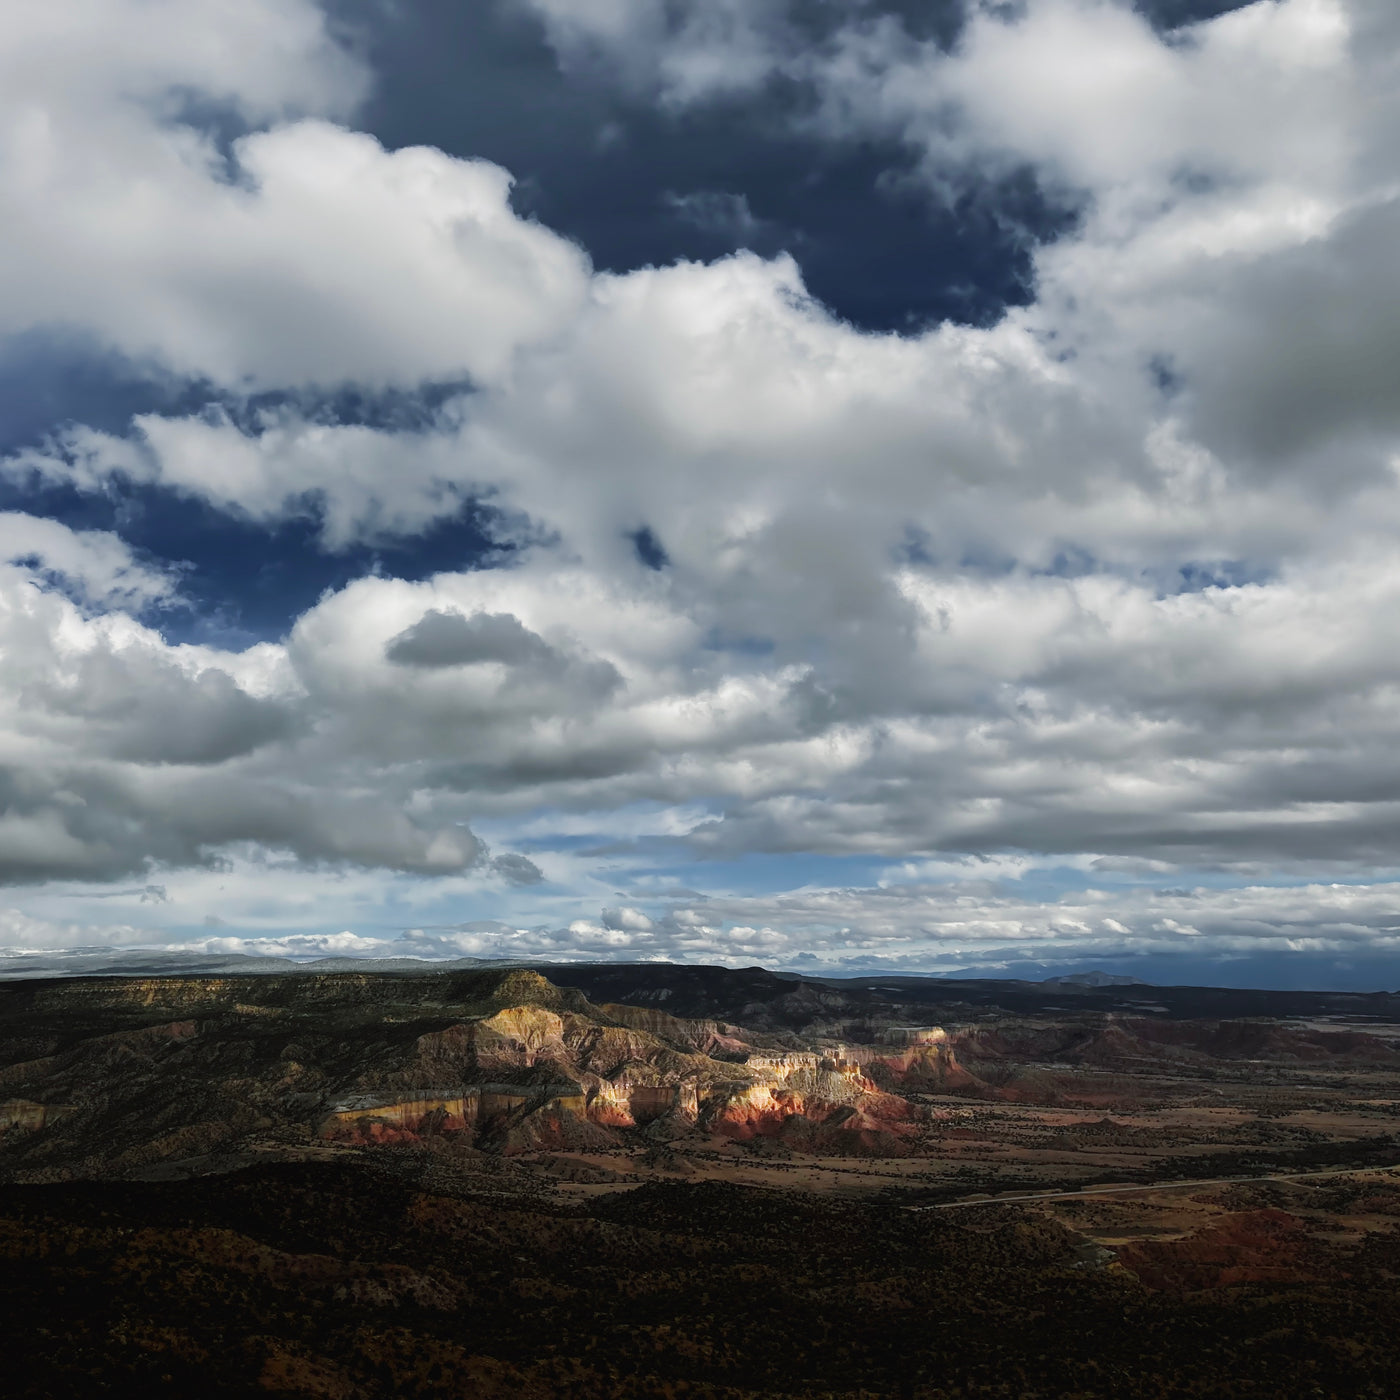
699, 1047, 924, 1154
838, 1035, 986, 1095
0, 1100, 74, 1132
322, 1093, 480, 1144
881, 1027, 949, 1047
700, 1082, 924, 1155
583, 1069, 697, 1129
472, 1006, 571, 1073
319, 990, 892, 1148
704, 1084, 802, 1139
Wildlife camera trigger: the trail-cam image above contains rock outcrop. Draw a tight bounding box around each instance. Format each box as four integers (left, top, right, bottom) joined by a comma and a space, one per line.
838, 1035, 986, 1095
0, 1099, 74, 1133
313, 990, 920, 1154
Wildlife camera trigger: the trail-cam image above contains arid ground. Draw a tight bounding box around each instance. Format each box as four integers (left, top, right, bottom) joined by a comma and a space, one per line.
3, 964, 1399, 1397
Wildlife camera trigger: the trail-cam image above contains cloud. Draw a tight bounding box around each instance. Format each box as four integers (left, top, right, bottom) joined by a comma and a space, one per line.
8, 849, 1400, 988
0, 557, 494, 881
0, 1, 590, 388
524, 0, 793, 106
3, 0, 1400, 975
561, 873, 1400, 983
491, 852, 546, 886
387, 609, 566, 670
516, 0, 1400, 491
664, 189, 768, 242
0, 513, 176, 609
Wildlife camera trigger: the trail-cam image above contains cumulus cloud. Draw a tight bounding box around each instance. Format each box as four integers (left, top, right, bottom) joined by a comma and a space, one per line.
415, 877, 1400, 977
0, 556, 498, 881
0, 513, 176, 609
0, 2, 589, 388
7, 852, 1400, 987
3, 0, 1400, 975
9, 533, 1400, 891
670, 878, 1400, 962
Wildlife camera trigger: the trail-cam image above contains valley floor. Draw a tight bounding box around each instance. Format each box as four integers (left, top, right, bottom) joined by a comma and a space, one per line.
5, 966, 1400, 1395
4, 1154, 1400, 1399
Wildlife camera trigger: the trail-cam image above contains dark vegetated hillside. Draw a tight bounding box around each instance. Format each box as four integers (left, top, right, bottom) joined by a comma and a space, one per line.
4, 1158, 1399, 1399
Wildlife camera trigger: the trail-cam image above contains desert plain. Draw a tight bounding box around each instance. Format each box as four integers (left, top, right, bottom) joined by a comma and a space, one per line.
2, 963, 1399, 1397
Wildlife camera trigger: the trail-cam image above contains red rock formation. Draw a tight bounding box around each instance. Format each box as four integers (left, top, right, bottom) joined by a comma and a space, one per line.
326, 995, 936, 1154
1116, 1209, 1321, 1290
705, 1084, 804, 1139
841, 1036, 985, 1094
701, 1079, 923, 1153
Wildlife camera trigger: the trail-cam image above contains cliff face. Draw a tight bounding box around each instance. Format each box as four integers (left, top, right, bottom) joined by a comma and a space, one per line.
841, 1038, 985, 1094
0, 968, 943, 1176
1, 1099, 74, 1132
316, 992, 914, 1152
323, 1094, 480, 1143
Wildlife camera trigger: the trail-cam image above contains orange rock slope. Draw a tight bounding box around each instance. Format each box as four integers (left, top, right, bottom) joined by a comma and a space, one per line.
319, 992, 928, 1154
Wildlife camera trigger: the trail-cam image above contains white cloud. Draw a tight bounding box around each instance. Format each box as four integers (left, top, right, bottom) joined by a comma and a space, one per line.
3, 0, 1400, 971
0, 2, 589, 388
0, 513, 176, 609
0, 904, 150, 954
640, 876, 1400, 973
7, 530, 1400, 891
524, 0, 790, 105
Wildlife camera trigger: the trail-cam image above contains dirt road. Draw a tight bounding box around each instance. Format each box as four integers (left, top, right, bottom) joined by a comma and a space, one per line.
922, 1161, 1400, 1210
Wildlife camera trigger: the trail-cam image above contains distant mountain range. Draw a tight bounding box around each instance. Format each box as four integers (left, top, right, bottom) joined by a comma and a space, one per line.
1041, 971, 1148, 989
0, 946, 1151, 989
3, 947, 1395, 1007
0, 947, 505, 980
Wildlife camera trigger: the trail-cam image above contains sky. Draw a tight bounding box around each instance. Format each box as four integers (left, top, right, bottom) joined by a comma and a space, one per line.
3, 0, 1400, 988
